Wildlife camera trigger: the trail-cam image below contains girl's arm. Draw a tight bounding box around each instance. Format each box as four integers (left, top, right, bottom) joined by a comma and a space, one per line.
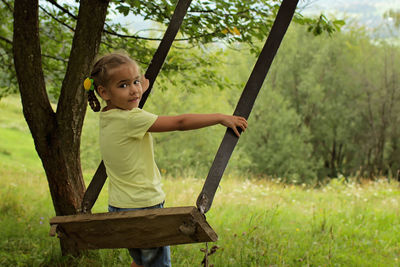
148, 113, 248, 137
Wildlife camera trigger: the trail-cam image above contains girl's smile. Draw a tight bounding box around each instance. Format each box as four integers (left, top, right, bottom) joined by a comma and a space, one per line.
129, 97, 140, 103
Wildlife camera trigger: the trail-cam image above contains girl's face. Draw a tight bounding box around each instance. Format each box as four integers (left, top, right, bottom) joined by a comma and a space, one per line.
98, 63, 143, 111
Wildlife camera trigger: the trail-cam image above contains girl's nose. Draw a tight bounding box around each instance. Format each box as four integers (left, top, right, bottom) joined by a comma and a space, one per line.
130, 83, 139, 94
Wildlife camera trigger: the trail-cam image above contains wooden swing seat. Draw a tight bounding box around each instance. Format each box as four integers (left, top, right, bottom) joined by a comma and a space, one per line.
49, 206, 217, 249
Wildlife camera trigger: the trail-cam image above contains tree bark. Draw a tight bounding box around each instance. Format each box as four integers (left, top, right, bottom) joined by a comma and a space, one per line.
13, 0, 109, 256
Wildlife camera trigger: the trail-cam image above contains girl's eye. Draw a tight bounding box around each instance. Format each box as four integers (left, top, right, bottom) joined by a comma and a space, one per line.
134, 80, 141, 85
119, 83, 128, 88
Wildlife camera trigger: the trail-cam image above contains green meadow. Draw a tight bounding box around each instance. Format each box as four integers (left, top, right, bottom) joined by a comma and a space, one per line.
1, 96, 399, 266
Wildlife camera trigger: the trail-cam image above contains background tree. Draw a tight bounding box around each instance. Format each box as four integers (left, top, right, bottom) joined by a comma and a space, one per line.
235, 22, 400, 182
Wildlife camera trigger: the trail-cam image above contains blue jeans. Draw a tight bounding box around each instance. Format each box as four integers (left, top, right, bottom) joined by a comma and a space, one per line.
108, 203, 171, 267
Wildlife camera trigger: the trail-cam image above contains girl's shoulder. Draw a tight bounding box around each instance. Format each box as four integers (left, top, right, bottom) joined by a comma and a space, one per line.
100, 107, 141, 116
100, 108, 157, 121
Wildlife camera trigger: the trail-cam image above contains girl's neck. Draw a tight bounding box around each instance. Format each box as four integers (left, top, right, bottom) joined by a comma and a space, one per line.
102, 105, 116, 112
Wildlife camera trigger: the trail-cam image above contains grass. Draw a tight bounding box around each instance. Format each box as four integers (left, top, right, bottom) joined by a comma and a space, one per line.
1, 95, 400, 266
169, 177, 400, 266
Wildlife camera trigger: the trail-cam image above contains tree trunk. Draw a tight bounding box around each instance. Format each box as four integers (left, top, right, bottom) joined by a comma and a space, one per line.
330, 139, 337, 178
13, 0, 109, 256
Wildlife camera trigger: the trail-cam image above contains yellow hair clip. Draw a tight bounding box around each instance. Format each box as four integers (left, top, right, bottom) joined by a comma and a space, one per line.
84, 77, 94, 91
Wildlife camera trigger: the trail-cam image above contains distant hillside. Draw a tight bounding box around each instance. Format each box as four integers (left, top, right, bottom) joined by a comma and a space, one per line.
301, 0, 400, 37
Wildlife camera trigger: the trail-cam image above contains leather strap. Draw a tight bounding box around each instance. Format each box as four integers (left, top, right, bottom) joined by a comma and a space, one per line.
196, 0, 299, 214
81, 0, 192, 213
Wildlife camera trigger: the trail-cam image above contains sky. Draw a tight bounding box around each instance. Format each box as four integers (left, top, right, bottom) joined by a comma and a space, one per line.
302, 0, 399, 14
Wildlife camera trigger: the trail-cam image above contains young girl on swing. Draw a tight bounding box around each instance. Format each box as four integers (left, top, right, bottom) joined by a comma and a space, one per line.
84, 53, 248, 267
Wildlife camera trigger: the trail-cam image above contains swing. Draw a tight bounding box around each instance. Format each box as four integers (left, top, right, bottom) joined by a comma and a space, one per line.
49, 0, 299, 250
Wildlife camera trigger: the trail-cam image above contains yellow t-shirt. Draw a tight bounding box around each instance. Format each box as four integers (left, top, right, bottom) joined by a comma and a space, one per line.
99, 108, 165, 208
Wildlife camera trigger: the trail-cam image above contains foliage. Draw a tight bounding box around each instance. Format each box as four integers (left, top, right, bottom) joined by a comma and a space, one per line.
0, 0, 343, 100
149, 83, 235, 176
294, 13, 345, 36
241, 89, 316, 183
113, 0, 343, 44
0, 0, 16, 100
384, 9, 400, 28
38, 2, 75, 100
261, 23, 400, 180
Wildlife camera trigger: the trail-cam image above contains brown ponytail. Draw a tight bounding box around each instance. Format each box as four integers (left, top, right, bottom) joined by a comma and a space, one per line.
88, 90, 101, 112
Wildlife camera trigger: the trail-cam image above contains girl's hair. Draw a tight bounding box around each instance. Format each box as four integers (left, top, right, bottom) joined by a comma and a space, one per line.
87, 53, 139, 112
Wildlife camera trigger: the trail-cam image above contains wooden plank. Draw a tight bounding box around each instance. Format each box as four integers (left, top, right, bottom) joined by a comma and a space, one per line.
50, 206, 217, 249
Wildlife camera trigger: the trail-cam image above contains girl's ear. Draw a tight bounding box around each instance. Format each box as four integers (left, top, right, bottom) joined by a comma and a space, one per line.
141, 76, 150, 92
98, 85, 110, 101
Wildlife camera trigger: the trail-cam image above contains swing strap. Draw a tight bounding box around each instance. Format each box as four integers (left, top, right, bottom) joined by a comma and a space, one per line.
196, 0, 299, 214
81, 0, 193, 213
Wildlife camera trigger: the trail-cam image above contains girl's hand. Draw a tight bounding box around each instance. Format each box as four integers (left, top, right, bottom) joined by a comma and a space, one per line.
220, 115, 248, 137
141, 76, 150, 92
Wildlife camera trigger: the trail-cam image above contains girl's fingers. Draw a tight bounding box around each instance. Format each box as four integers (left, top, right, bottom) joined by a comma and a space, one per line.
233, 127, 240, 137
225, 116, 247, 137
237, 118, 247, 131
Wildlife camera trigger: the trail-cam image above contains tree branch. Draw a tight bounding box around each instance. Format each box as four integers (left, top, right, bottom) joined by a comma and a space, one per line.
103, 27, 221, 41
102, 28, 165, 41
42, 53, 68, 63
38, 5, 124, 50
13, 0, 55, 142
39, 5, 75, 31
0, 35, 12, 46
45, 0, 77, 20
188, 9, 216, 13
0, 0, 13, 12
45, 0, 163, 41
44, 0, 220, 42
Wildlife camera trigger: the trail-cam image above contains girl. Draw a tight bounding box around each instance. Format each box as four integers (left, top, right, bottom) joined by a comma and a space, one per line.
84, 53, 248, 267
